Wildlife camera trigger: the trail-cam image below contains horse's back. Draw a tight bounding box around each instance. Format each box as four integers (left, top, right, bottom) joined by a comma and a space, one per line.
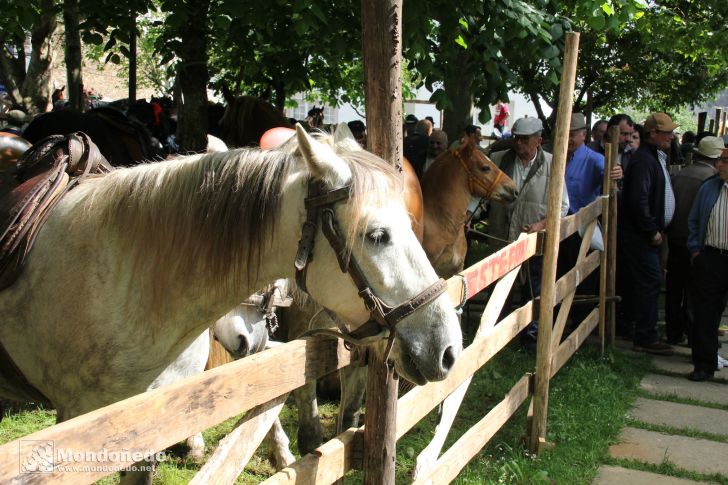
23, 110, 152, 166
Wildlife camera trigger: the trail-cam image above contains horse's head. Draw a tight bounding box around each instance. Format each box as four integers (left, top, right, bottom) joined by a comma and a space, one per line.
453, 137, 517, 203
213, 305, 270, 359
287, 125, 462, 384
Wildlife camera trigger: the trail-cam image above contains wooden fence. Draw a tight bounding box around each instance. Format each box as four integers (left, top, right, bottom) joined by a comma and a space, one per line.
0, 31, 624, 485
0, 188, 616, 484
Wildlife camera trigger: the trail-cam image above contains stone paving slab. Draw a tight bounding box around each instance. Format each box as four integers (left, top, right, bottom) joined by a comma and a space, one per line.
610, 427, 728, 476
630, 397, 728, 436
651, 357, 728, 382
641, 374, 728, 406
592, 465, 710, 485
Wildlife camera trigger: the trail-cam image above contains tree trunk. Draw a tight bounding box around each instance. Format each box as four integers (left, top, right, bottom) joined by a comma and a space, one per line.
21, 0, 57, 114
63, 0, 83, 111
441, 53, 474, 146
176, 0, 209, 153
128, 10, 137, 104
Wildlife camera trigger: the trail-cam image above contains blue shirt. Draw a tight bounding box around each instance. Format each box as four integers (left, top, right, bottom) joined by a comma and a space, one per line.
565, 144, 604, 214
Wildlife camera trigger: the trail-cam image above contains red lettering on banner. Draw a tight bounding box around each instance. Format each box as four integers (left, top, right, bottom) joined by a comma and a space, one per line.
462, 237, 534, 298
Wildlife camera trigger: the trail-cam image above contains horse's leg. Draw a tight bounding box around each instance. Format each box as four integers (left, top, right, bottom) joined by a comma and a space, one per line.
293, 380, 323, 455
265, 417, 296, 469
337, 365, 367, 432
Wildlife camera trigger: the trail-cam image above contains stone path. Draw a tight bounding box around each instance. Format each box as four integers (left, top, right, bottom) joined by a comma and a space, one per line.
593, 327, 728, 484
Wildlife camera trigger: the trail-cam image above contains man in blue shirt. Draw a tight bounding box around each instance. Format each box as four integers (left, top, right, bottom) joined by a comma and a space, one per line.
558, 113, 622, 324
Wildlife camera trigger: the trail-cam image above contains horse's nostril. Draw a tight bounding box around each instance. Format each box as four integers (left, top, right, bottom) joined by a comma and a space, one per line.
237, 335, 250, 356
441, 345, 456, 372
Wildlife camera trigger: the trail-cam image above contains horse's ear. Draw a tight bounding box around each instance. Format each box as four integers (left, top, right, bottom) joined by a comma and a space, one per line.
456, 136, 474, 158
295, 124, 352, 186
333, 122, 362, 152
221, 84, 235, 106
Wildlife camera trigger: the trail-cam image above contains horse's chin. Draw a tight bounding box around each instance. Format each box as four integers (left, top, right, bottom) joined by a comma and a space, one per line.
393, 350, 428, 386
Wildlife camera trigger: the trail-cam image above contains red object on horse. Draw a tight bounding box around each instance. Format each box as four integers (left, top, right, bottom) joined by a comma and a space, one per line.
260, 127, 295, 149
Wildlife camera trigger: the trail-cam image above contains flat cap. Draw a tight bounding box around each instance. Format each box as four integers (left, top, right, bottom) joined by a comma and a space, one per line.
644, 112, 678, 132
511, 117, 543, 136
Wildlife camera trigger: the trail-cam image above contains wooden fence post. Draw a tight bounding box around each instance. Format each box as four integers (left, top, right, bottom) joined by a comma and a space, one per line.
529, 31, 580, 454
697, 112, 707, 134
361, 0, 403, 483
715, 108, 723, 136
599, 141, 613, 352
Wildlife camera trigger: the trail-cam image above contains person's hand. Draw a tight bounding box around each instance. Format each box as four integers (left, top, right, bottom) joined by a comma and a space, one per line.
650, 231, 663, 246
610, 164, 624, 180
523, 220, 546, 233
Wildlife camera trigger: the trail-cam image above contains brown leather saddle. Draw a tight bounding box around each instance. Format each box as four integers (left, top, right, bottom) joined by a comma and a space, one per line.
0, 132, 111, 405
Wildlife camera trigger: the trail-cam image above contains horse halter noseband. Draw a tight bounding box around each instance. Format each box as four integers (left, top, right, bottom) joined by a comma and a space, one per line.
294, 179, 447, 355
240, 283, 293, 336
454, 148, 504, 199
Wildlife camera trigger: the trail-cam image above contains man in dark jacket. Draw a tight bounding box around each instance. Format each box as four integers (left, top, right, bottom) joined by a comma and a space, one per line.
619, 112, 678, 354
686, 147, 728, 381
664, 137, 721, 345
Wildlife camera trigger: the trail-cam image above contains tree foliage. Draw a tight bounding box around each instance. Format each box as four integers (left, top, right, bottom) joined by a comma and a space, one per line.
514, 0, 728, 129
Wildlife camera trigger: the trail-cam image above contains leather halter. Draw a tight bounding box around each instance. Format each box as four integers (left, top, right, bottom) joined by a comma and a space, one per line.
294, 179, 447, 355
455, 148, 504, 199
240, 283, 293, 336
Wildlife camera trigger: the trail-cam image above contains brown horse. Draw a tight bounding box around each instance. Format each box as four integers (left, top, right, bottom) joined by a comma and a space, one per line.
421, 139, 517, 277
219, 94, 293, 148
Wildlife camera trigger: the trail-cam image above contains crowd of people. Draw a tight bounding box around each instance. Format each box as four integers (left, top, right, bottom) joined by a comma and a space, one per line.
396, 109, 727, 381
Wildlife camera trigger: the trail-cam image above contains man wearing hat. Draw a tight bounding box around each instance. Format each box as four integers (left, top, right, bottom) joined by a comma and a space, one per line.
488, 116, 570, 351
404, 114, 418, 137
619, 112, 678, 354
686, 145, 728, 381
664, 136, 722, 347
558, 113, 623, 323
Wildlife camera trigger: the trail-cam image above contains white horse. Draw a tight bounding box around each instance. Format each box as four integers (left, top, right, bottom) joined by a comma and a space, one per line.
0, 125, 462, 483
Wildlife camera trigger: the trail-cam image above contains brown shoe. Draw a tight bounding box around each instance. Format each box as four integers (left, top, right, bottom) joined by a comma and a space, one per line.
633, 341, 673, 355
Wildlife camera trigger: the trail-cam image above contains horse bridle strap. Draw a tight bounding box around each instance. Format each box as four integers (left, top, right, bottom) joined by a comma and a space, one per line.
295, 179, 447, 347
455, 149, 503, 199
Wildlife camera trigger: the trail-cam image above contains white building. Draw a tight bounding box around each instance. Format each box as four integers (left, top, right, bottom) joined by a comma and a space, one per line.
286, 87, 552, 135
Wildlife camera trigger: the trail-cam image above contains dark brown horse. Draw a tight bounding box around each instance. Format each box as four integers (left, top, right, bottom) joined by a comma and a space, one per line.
23, 107, 158, 166
219, 93, 293, 148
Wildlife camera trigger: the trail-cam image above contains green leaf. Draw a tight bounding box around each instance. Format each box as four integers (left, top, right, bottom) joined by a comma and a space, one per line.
458, 18, 468, 30
455, 35, 468, 49
601, 3, 614, 16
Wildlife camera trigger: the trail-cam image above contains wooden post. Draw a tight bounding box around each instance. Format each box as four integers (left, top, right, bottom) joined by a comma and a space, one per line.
529, 31, 580, 453
361, 1, 403, 483
598, 141, 613, 353
715, 109, 722, 135
709, 119, 715, 134
697, 112, 707, 133
362, 0, 404, 167
605, 127, 620, 345
720, 110, 727, 136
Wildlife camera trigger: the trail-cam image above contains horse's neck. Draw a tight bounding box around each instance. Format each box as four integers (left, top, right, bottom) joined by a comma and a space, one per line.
62, 168, 303, 336
422, 158, 472, 229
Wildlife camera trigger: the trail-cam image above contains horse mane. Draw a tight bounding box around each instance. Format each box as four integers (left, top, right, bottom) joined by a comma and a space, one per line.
81, 132, 401, 309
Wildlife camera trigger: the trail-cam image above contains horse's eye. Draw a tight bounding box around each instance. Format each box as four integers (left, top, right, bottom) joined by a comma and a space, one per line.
366, 228, 390, 245
480, 165, 491, 173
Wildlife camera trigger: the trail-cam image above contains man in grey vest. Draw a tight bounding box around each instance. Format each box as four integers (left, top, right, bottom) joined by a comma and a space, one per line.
488, 117, 569, 351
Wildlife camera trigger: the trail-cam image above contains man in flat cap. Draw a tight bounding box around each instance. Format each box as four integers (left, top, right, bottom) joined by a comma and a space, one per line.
488, 116, 570, 352
619, 112, 678, 355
